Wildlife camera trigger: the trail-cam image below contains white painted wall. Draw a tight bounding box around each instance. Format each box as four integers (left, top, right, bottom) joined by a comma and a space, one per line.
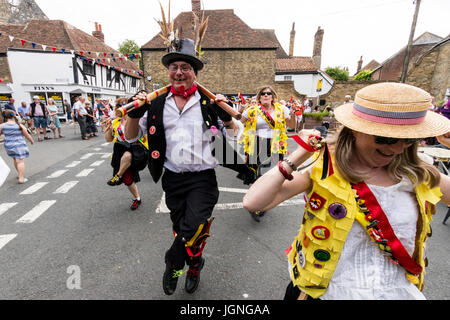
275, 71, 333, 98
6, 49, 140, 105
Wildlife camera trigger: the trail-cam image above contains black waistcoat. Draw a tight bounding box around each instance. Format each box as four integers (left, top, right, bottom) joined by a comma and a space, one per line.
146, 91, 237, 183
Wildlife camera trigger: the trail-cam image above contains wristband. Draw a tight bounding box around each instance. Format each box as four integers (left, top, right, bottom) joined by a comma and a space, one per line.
284, 159, 297, 171
278, 161, 294, 181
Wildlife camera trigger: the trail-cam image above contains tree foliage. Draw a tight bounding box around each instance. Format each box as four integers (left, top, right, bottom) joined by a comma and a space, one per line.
353, 69, 373, 81
118, 39, 140, 56
118, 39, 142, 69
324, 66, 349, 81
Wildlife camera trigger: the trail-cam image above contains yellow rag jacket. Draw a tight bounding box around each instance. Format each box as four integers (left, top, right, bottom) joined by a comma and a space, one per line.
112, 118, 149, 150
239, 103, 288, 156
287, 156, 441, 299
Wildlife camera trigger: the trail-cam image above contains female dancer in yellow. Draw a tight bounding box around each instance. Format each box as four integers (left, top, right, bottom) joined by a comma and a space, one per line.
239, 86, 295, 221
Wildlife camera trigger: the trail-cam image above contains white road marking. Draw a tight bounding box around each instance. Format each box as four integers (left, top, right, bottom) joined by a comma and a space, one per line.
90, 160, 105, 167
155, 192, 170, 214
80, 153, 94, 160
16, 200, 57, 224
93, 148, 102, 151
101, 153, 111, 159
155, 189, 305, 213
218, 187, 249, 194
76, 169, 95, 177
101, 143, 110, 147
20, 182, 48, 195
47, 170, 68, 179
0, 203, 18, 217
66, 161, 82, 168
0, 234, 17, 250
54, 181, 79, 194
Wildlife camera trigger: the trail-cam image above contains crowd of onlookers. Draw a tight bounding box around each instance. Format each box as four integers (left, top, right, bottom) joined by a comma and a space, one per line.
0, 95, 116, 184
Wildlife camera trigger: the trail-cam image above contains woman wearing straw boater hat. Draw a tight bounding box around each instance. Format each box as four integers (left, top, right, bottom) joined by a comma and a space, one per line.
243, 82, 450, 300
125, 6, 243, 296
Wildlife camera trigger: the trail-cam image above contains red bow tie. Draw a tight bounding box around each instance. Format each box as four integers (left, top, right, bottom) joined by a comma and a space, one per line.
170, 84, 198, 99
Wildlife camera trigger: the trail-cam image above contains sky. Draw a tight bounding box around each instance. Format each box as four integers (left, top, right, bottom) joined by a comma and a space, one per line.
34, 0, 450, 75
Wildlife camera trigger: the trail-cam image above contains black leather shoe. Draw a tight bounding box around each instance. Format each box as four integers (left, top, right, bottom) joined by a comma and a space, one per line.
162, 254, 182, 296
185, 257, 205, 294
248, 211, 264, 222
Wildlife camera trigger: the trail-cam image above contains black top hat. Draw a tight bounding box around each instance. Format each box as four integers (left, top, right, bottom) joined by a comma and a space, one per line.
161, 38, 204, 72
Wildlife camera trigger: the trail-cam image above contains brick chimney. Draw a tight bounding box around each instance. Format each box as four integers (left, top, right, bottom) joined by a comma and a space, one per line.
289, 22, 296, 57
356, 56, 363, 74
192, 0, 201, 17
312, 26, 324, 69
92, 22, 105, 43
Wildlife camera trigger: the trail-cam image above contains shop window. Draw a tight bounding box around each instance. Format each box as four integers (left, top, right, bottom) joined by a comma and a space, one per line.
131, 77, 137, 88
284, 75, 292, 81
107, 69, 112, 81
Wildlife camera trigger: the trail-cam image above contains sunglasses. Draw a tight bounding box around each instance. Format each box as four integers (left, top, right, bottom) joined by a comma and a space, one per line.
374, 136, 421, 145
261, 92, 273, 96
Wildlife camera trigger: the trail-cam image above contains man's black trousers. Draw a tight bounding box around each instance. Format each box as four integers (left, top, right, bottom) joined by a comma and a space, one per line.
161, 169, 219, 269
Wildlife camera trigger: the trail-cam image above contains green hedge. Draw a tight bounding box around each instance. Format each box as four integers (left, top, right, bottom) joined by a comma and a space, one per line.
303, 112, 331, 121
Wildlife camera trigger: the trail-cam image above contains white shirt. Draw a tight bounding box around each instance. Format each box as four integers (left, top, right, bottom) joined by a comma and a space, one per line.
129, 91, 239, 173
320, 178, 425, 300
74, 101, 87, 116
242, 106, 291, 139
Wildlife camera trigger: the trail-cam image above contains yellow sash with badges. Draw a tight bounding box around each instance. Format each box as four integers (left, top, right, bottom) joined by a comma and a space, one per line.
239, 103, 288, 156
112, 118, 149, 150
287, 156, 441, 299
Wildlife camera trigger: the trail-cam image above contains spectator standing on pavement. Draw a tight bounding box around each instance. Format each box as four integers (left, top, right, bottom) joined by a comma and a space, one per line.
74, 97, 88, 140
85, 102, 98, 137
47, 98, 64, 139
63, 99, 72, 123
4, 98, 16, 113
125, 34, 240, 296
17, 101, 34, 133
97, 99, 107, 133
0, 110, 34, 184
30, 96, 50, 142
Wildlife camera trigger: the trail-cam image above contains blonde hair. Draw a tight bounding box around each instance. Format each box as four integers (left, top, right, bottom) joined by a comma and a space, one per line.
328, 126, 440, 188
256, 85, 278, 105
47, 98, 55, 105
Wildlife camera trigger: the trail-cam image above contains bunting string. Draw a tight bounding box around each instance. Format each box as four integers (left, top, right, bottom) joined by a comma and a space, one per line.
0, 31, 144, 77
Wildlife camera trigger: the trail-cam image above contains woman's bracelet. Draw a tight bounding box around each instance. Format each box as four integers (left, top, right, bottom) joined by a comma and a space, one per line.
278, 161, 294, 181
284, 159, 297, 171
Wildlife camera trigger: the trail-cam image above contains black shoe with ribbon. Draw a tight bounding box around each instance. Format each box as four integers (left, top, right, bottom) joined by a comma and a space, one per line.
185, 257, 205, 294
162, 253, 183, 296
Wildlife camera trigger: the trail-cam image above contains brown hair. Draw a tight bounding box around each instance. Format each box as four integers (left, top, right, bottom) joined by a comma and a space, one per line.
329, 126, 440, 188
256, 85, 278, 105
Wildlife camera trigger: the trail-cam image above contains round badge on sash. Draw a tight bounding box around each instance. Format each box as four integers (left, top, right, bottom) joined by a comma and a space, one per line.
149, 126, 156, 135
311, 226, 330, 240
314, 250, 331, 262
328, 203, 347, 220
152, 151, 160, 159
298, 251, 306, 268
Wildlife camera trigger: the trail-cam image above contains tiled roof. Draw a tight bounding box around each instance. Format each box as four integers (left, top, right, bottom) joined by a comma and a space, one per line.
142, 9, 278, 50
276, 57, 317, 73
254, 29, 289, 58
0, 20, 141, 77
360, 59, 380, 72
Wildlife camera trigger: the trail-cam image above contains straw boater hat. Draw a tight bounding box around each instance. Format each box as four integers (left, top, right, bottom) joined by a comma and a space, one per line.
334, 82, 450, 139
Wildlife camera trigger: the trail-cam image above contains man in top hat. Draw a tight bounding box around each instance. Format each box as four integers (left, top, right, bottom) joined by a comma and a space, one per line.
125, 38, 240, 295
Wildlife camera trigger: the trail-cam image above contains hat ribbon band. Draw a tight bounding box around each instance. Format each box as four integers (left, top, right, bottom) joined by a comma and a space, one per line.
352, 103, 426, 125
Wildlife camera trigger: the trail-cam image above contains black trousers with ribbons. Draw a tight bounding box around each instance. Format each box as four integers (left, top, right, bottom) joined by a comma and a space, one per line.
161, 168, 219, 269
